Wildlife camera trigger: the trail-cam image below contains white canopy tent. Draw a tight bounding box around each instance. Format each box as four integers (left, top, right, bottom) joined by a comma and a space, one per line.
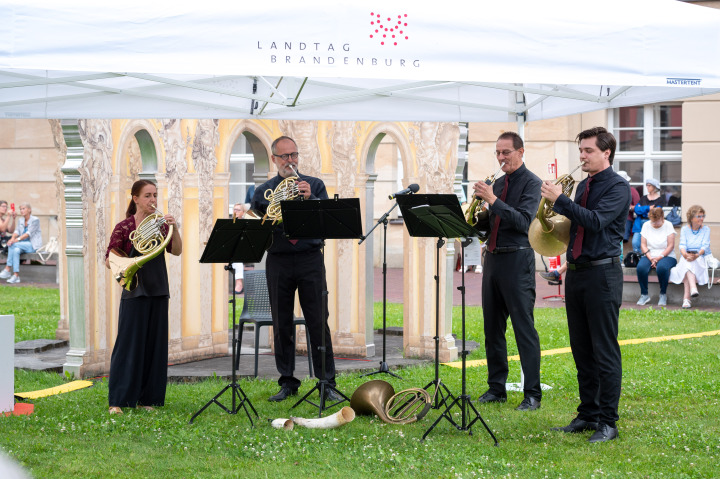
2, 0, 720, 121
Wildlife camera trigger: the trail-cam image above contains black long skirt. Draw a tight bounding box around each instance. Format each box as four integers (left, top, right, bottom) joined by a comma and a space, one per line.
108, 296, 169, 407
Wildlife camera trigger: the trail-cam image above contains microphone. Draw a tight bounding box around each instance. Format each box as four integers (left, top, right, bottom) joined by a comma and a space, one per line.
388, 183, 419, 200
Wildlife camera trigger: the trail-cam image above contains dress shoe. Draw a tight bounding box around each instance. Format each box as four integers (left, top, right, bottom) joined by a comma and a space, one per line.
550, 417, 598, 433
515, 396, 541, 411
477, 391, 507, 403
588, 423, 619, 443
323, 388, 343, 402
268, 386, 298, 402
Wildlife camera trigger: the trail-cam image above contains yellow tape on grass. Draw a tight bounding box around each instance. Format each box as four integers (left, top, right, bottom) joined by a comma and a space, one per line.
15, 380, 93, 399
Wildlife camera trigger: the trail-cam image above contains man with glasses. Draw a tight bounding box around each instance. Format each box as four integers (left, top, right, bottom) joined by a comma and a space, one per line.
541, 127, 630, 443
472, 131, 543, 412
251, 136, 339, 403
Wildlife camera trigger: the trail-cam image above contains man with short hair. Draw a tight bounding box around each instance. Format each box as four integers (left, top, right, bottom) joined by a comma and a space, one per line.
541, 127, 630, 443
473, 131, 543, 412
251, 136, 338, 402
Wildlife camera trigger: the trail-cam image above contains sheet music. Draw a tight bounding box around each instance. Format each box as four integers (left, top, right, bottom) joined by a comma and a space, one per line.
463, 237, 484, 266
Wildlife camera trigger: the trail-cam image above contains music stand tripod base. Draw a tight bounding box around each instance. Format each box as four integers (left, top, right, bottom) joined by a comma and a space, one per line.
394, 196, 497, 444
189, 218, 272, 425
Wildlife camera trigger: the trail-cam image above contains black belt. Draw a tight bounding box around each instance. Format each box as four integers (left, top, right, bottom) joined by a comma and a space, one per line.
567, 257, 620, 270
486, 246, 532, 255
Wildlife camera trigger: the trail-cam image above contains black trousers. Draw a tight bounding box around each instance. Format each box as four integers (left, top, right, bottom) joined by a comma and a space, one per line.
481, 249, 542, 400
109, 296, 169, 407
266, 250, 335, 390
565, 262, 623, 428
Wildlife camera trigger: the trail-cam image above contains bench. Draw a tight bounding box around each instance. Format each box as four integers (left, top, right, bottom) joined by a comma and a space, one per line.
0, 251, 59, 283
622, 266, 720, 307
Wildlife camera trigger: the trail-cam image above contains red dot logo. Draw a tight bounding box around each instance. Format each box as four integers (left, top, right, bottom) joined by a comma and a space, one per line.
368, 12, 409, 47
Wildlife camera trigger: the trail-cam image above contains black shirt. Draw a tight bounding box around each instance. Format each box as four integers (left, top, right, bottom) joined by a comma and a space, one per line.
477, 163, 541, 248
553, 166, 630, 263
251, 173, 328, 254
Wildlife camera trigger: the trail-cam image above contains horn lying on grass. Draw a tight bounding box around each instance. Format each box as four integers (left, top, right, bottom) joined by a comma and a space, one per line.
287, 406, 356, 429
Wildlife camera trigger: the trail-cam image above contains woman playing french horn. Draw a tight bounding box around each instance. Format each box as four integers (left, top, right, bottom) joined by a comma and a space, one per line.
104, 179, 182, 415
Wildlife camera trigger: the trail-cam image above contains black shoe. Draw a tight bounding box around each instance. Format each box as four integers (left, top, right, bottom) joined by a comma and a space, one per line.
588, 423, 619, 443
515, 396, 541, 411
323, 388, 343, 402
477, 391, 507, 404
551, 417, 599, 433
268, 387, 298, 402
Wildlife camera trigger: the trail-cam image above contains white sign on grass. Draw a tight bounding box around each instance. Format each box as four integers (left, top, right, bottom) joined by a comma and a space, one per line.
0, 315, 14, 413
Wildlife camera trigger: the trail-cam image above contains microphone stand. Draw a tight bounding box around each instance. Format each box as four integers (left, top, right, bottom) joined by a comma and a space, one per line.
359, 200, 402, 379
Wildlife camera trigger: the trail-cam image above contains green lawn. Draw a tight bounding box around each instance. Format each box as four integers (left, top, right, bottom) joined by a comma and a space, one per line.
2, 285, 720, 478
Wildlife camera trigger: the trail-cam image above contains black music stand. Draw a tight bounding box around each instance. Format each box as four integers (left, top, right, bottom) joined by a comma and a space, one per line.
281, 196, 363, 417
359, 200, 402, 379
397, 195, 498, 444
189, 218, 273, 425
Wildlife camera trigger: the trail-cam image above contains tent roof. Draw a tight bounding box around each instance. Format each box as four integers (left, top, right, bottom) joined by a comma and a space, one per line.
2, 0, 720, 121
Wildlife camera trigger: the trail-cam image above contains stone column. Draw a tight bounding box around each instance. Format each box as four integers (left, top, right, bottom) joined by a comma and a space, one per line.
60, 121, 88, 377
363, 173, 378, 358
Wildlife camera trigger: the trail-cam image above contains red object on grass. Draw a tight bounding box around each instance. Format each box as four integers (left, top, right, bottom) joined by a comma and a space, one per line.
2, 403, 34, 416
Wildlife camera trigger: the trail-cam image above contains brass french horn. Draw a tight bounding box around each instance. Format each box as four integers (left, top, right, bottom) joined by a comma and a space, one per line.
262, 164, 301, 225
108, 206, 173, 291
528, 162, 584, 257
463, 162, 505, 240
350, 380, 432, 425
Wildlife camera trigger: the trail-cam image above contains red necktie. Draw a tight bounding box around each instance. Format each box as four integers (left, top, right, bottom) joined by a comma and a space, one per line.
486, 175, 509, 252
571, 177, 593, 260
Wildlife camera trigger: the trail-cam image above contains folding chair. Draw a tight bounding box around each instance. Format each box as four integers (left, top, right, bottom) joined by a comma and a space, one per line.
233, 270, 313, 378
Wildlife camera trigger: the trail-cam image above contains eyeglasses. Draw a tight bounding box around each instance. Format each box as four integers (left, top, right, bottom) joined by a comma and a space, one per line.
494, 150, 516, 157
695, 215, 705, 219
273, 152, 299, 161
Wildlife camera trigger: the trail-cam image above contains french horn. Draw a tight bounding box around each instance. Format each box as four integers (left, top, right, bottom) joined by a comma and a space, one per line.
463, 162, 505, 240
108, 205, 173, 291
528, 162, 584, 257
350, 380, 432, 425
262, 164, 301, 225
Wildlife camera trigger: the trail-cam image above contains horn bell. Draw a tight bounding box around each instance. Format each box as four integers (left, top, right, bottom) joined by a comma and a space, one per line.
528, 216, 571, 257
350, 380, 395, 423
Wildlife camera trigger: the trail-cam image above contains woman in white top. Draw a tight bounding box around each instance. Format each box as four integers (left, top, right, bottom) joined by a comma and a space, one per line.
669, 205, 711, 309
636, 207, 677, 306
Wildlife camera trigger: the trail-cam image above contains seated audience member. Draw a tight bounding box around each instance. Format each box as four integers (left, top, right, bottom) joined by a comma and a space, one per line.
617, 171, 639, 243
631, 178, 665, 253
669, 205, 711, 309
0, 203, 43, 284
0, 200, 16, 245
636, 207, 676, 307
